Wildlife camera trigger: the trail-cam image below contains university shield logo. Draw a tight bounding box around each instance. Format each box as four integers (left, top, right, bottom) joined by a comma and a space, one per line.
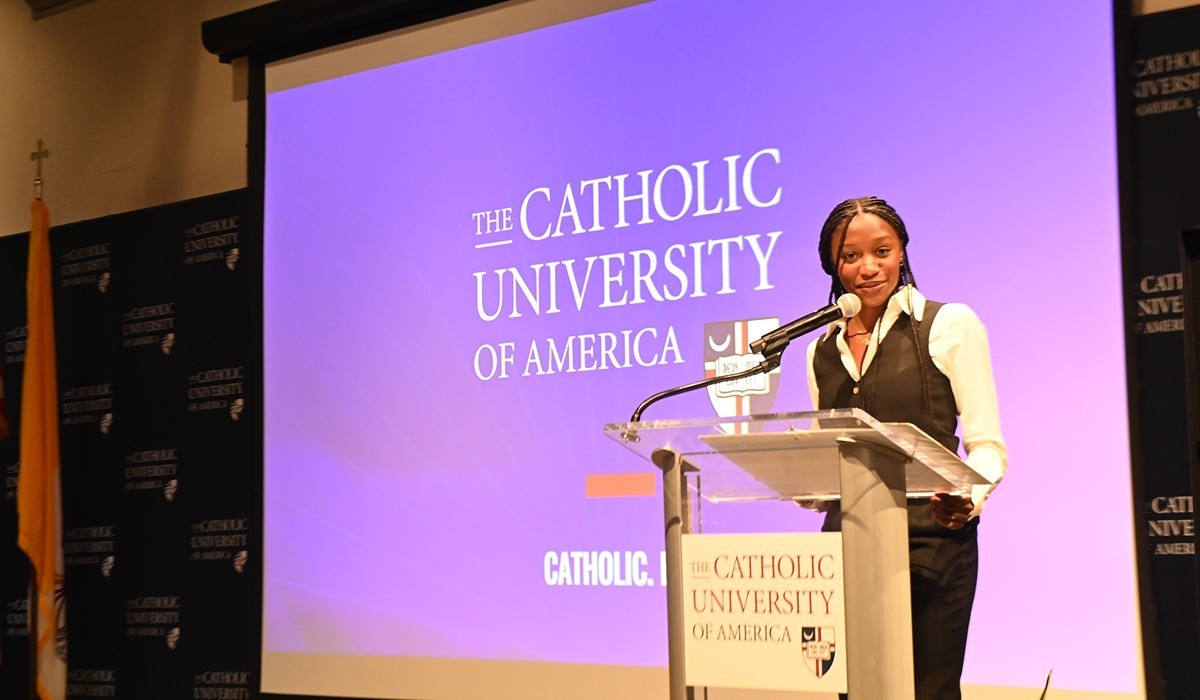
703, 318, 781, 433
801, 626, 837, 678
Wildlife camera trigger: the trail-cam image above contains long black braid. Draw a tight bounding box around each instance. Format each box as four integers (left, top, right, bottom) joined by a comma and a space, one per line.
816, 196, 933, 418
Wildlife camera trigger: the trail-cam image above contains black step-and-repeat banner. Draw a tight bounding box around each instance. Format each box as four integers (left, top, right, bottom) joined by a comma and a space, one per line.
1124, 6, 1200, 699
0, 189, 261, 699
1, 231, 32, 700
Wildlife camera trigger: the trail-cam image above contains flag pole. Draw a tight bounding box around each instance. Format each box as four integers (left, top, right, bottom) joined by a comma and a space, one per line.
27, 138, 50, 700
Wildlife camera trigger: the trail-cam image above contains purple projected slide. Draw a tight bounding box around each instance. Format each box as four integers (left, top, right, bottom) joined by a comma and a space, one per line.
264, 0, 1134, 693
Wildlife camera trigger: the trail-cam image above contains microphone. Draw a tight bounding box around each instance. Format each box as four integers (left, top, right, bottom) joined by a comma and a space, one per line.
749, 293, 862, 357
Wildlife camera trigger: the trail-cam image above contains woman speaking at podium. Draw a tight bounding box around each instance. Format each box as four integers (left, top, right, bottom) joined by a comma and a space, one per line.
804, 196, 1007, 699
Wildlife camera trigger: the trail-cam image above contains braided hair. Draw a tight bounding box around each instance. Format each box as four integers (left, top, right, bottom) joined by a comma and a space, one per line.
817, 196, 917, 305
816, 196, 933, 417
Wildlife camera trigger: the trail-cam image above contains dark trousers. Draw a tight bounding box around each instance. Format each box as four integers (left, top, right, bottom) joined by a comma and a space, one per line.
829, 503, 980, 700
908, 506, 979, 700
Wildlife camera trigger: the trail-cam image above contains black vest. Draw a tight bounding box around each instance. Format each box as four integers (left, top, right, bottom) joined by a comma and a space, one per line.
812, 301, 959, 454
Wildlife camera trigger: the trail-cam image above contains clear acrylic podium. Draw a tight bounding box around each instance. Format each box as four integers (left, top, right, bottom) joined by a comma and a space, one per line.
603, 408, 992, 700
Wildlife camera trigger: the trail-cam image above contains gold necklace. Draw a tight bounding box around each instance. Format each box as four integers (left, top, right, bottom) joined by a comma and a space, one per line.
844, 326, 872, 345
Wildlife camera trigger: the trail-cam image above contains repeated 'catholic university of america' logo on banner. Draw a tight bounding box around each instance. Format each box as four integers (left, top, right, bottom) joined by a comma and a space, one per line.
801, 626, 837, 678
703, 318, 780, 433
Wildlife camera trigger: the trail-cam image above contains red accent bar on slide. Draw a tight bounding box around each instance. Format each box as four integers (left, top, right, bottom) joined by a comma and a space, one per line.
584, 473, 657, 498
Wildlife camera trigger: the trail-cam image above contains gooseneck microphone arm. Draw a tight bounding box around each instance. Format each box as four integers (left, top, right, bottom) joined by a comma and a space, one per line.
628, 355, 780, 424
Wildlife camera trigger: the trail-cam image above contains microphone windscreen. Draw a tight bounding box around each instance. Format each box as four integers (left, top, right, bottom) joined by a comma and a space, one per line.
836, 293, 862, 318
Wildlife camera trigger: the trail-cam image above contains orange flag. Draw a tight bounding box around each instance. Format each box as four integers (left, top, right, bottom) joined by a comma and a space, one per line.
17, 197, 67, 700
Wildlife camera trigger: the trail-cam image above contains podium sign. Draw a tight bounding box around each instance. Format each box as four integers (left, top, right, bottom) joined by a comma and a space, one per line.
681, 532, 846, 692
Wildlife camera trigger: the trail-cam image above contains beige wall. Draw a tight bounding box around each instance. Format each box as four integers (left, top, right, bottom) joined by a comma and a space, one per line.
0, 0, 264, 235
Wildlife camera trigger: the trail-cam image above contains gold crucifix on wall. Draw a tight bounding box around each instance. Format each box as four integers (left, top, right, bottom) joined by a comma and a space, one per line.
30, 138, 50, 200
